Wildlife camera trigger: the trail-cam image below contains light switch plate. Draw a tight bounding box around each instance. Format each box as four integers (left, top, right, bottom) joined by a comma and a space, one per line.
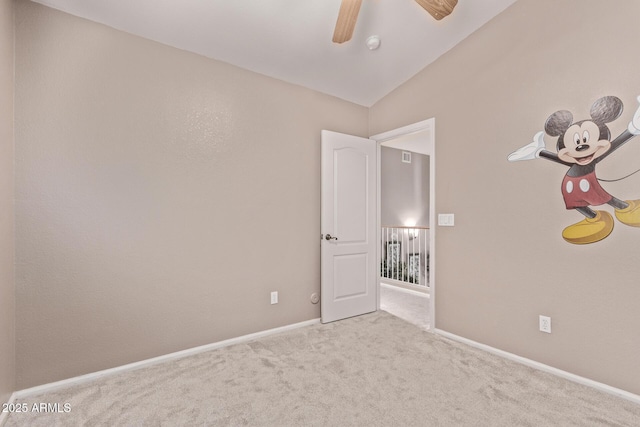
438, 213, 455, 226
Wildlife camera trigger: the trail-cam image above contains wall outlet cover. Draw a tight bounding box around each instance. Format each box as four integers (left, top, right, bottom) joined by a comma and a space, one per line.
539, 315, 551, 333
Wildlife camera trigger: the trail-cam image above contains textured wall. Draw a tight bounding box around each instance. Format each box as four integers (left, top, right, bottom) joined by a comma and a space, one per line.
370, 0, 640, 395
15, 0, 368, 388
0, 0, 15, 404
381, 146, 429, 227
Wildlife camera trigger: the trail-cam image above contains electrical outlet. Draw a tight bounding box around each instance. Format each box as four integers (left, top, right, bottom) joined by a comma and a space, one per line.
539, 315, 551, 333
271, 291, 278, 305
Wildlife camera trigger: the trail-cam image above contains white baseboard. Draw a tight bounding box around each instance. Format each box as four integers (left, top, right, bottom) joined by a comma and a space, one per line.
0, 392, 17, 426
12, 318, 320, 401
435, 329, 640, 405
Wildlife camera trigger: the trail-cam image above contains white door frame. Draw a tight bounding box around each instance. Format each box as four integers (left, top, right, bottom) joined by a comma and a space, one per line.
370, 118, 436, 331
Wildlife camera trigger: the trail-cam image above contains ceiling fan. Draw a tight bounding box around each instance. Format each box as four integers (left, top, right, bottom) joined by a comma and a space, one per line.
332, 0, 458, 44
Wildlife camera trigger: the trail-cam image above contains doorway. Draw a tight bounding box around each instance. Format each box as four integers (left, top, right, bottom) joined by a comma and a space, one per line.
371, 118, 435, 331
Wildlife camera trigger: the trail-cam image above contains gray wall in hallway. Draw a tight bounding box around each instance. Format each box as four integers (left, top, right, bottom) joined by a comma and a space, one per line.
381, 146, 430, 227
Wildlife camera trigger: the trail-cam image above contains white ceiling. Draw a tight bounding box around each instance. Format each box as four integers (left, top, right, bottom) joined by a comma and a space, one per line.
31, 0, 518, 107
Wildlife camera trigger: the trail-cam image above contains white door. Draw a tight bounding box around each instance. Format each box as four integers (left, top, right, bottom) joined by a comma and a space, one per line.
321, 130, 377, 323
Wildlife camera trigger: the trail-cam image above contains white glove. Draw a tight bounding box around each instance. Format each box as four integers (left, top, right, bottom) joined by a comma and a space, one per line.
508, 131, 546, 161
628, 95, 640, 135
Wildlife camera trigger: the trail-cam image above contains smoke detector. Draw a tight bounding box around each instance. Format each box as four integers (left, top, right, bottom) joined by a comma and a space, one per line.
366, 35, 381, 50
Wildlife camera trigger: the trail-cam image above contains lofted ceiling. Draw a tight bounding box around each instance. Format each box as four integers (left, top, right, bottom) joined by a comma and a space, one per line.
31, 0, 518, 107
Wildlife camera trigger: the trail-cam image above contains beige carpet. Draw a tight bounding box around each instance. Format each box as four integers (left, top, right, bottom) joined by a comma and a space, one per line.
380, 284, 430, 330
5, 311, 640, 426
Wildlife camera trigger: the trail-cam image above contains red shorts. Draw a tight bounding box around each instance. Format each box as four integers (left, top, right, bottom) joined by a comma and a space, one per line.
561, 171, 612, 209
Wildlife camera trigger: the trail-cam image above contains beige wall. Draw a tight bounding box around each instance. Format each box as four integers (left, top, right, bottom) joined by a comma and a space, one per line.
14, 0, 368, 388
0, 0, 15, 404
371, 0, 640, 395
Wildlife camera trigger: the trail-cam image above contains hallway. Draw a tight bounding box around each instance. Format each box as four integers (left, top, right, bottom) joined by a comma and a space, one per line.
380, 284, 430, 330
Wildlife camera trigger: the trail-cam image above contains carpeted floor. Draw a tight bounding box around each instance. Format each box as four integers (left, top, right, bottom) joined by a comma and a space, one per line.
380, 283, 430, 330
5, 311, 640, 426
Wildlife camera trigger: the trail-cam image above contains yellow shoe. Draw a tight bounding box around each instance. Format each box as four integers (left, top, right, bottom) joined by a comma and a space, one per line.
615, 199, 640, 227
562, 211, 614, 244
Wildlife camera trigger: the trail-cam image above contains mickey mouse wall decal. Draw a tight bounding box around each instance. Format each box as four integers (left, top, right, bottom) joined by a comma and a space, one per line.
508, 95, 640, 244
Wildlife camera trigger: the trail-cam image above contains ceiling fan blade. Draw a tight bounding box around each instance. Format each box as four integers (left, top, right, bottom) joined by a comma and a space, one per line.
415, 0, 458, 20
332, 0, 362, 44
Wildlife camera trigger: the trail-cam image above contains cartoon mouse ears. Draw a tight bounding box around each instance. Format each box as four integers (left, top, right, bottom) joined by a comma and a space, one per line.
544, 96, 624, 137
545, 110, 572, 137
590, 96, 623, 124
